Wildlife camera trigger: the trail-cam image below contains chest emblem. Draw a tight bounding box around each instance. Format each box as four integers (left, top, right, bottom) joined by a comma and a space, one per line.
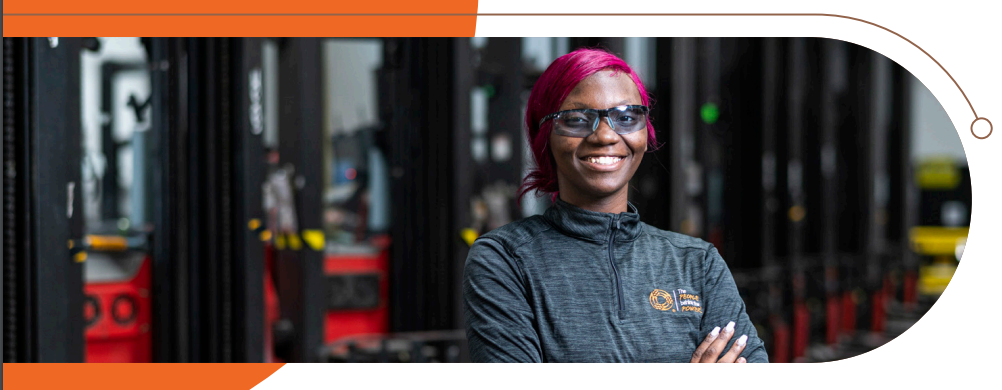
677, 289, 703, 313
649, 289, 675, 312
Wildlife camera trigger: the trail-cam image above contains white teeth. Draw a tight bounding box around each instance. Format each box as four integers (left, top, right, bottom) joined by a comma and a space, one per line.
586, 156, 623, 165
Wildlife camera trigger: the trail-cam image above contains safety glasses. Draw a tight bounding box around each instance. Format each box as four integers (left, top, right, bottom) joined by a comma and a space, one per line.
539, 105, 649, 138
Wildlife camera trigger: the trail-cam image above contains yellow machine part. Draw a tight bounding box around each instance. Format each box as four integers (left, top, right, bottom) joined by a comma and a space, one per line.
911, 227, 967, 296
460, 228, 479, 247
85, 235, 129, 252
915, 157, 961, 190
919, 257, 957, 296
909, 226, 968, 257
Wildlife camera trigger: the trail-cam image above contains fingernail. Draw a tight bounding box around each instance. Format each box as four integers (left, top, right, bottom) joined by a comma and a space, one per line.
710, 327, 721, 338
738, 357, 747, 363
724, 321, 736, 333
736, 334, 748, 347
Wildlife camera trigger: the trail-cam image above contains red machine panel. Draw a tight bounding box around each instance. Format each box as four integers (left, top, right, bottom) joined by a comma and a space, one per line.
263, 242, 283, 363
84, 252, 153, 363
323, 241, 390, 344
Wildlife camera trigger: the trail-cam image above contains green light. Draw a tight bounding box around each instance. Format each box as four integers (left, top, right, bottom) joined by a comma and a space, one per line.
700, 102, 720, 125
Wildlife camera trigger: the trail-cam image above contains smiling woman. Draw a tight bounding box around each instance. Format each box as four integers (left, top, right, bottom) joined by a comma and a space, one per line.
463, 48, 768, 363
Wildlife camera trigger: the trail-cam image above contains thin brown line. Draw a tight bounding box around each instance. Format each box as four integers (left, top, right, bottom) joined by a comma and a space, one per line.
3, 12, 978, 119
483, 13, 980, 118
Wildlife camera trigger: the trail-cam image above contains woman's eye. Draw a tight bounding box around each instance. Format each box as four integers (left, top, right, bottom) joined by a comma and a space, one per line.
561, 116, 590, 126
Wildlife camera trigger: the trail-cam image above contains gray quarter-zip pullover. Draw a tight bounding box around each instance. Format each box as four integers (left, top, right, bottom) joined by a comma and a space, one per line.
463, 199, 768, 362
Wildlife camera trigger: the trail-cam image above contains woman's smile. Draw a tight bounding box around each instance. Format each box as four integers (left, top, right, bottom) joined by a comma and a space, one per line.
579, 154, 627, 170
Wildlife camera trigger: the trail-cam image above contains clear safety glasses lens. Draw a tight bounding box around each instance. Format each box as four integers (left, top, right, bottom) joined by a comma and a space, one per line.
549, 106, 648, 138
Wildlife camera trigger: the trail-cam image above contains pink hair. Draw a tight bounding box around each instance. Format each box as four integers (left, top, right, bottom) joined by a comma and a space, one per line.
519, 48, 657, 201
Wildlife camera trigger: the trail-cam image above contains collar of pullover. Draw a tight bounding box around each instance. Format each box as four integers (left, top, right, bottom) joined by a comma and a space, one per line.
543, 198, 643, 243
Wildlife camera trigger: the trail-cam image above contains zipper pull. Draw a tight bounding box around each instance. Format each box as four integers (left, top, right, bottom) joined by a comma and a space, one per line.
614, 217, 620, 231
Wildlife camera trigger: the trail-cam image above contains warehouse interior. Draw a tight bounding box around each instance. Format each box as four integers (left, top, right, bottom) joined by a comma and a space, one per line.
2, 37, 969, 363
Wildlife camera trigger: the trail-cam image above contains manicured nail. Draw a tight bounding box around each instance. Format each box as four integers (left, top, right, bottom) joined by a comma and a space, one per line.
709, 327, 721, 338
724, 321, 736, 333
736, 335, 748, 347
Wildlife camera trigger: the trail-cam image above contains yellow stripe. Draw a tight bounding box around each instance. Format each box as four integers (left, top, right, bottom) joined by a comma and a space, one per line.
86, 235, 128, 252
915, 158, 960, 190
287, 234, 303, 251
918, 263, 956, 295
910, 226, 969, 256
302, 230, 325, 251
74, 251, 88, 263
460, 228, 479, 247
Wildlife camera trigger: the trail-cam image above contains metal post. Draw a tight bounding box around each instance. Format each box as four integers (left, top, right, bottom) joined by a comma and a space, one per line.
100, 63, 119, 220
482, 38, 523, 226
230, 37, 266, 363
887, 61, 915, 296
451, 38, 475, 330
147, 37, 187, 362
836, 43, 875, 334
383, 38, 461, 332
760, 38, 780, 272
2, 37, 12, 363
696, 37, 720, 245
36, 37, 86, 361
629, 38, 668, 229
276, 38, 324, 362
669, 38, 697, 235
820, 38, 846, 308
784, 37, 810, 359
6, 37, 86, 362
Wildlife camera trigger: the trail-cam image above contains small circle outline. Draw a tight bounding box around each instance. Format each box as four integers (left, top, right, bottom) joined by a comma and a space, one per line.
84, 295, 101, 328
971, 117, 992, 140
111, 294, 138, 326
649, 289, 673, 311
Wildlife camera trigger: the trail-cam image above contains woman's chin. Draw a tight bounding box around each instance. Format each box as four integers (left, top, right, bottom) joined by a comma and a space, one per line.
578, 182, 628, 200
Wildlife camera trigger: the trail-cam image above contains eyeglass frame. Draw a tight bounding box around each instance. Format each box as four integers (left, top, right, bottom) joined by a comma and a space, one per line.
538, 105, 650, 137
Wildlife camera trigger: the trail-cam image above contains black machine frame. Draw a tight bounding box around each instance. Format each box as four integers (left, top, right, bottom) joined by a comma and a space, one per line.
4, 37, 86, 362
146, 38, 267, 363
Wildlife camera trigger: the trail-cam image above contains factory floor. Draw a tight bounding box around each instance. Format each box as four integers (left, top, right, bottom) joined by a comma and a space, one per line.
799, 299, 933, 362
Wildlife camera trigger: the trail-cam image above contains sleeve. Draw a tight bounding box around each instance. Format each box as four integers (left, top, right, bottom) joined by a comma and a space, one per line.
700, 245, 769, 363
463, 237, 543, 363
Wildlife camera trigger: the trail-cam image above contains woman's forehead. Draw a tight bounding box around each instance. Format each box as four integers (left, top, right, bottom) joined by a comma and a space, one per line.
561, 70, 642, 110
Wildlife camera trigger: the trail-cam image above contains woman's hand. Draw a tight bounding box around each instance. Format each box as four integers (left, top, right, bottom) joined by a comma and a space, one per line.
689, 321, 749, 363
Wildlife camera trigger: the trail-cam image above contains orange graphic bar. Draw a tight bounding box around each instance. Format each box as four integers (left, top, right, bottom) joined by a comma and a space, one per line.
2, 0, 479, 37
2, 363, 285, 390
3, 15, 478, 37
3, 0, 475, 14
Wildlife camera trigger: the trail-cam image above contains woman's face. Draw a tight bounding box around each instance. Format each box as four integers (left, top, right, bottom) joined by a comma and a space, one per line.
549, 70, 647, 207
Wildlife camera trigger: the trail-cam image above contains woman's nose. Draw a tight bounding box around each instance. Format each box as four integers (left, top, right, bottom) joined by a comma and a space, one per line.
587, 118, 620, 145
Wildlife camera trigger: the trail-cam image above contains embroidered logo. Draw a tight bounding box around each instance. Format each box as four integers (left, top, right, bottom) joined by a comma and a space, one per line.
650, 288, 702, 313
649, 289, 674, 312
676, 288, 702, 313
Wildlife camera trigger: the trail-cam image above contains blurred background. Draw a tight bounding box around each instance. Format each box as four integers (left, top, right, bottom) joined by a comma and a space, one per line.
2, 37, 969, 363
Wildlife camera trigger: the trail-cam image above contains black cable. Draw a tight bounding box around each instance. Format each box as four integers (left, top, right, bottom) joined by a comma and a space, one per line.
4, 37, 19, 363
